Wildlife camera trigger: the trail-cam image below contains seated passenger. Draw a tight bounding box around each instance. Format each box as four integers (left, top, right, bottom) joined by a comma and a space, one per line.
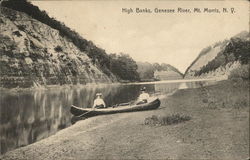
92, 93, 106, 109
137, 87, 150, 104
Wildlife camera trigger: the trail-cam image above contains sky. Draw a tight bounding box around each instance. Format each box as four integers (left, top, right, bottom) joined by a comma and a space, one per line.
32, 0, 249, 73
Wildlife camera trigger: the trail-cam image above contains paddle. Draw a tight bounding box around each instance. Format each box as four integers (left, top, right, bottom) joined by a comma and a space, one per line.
116, 102, 130, 107
112, 101, 134, 108
74, 106, 102, 117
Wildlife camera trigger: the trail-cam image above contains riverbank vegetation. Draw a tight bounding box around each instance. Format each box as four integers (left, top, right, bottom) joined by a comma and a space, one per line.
144, 114, 191, 126
228, 64, 249, 80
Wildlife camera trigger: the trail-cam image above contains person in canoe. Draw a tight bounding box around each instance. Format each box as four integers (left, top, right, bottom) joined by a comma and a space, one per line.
136, 87, 150, 104
92, 93, 106, 109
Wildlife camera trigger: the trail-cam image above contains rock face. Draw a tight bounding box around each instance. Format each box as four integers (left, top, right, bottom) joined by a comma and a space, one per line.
0, 7, 116, 88
184, 31, 249, 79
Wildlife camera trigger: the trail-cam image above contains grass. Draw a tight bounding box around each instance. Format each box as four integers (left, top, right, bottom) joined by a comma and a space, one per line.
144, 114, 191, 126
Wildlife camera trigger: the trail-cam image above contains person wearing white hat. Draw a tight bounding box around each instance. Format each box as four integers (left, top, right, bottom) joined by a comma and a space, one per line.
92, 93, 106, 109
137, 87, 150, 104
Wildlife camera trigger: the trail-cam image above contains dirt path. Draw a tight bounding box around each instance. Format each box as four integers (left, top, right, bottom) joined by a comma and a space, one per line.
1, 80, 249, 160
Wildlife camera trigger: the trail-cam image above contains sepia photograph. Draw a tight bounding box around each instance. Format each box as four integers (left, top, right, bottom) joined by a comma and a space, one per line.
0, 0, 249, 159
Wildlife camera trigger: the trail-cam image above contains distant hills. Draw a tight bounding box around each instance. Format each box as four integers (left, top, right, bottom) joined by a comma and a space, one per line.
137, 62, 183, 81
184, 31, 249, 80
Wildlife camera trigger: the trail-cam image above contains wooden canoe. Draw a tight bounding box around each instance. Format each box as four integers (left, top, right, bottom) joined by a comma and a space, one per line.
70, 98, 161, 117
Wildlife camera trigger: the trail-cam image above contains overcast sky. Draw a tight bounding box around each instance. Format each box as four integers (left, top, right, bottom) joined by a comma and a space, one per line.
32, 0, 249, 73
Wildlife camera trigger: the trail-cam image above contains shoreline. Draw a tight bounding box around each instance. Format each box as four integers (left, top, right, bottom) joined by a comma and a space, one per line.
1, 79, 248, 160
0, 82, 122, 92
125, 77, 222, 85
0, 78, 222, 92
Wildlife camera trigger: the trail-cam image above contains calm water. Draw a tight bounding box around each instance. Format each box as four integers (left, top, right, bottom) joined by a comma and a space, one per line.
0, 80, 217, 154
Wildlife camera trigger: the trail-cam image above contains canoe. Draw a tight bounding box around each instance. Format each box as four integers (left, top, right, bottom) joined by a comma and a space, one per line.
70, 98, 161, 117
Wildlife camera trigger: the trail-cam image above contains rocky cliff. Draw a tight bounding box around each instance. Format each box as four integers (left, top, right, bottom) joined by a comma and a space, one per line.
184, 31, 249, 79
0, 7, 117, 88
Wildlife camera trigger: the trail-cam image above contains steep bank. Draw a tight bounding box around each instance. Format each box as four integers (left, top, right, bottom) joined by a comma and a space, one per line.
0, 6, 117, 88
1, 80, 248, 160
184, 31, 249, 79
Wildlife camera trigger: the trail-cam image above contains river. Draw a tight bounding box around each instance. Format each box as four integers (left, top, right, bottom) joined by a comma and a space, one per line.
0, 79, 217, 154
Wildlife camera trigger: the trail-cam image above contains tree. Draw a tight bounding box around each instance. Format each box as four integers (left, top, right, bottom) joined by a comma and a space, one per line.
109, 53, 140, 81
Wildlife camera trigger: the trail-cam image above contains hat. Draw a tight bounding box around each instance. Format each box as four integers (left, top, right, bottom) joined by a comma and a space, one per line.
96, 93, 102, 96
140, 87, 146, 91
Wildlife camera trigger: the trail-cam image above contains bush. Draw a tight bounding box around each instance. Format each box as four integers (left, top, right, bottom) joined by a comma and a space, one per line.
17, 25, 26, 31
12, 31, 22, 37
144, 114, 191, 126
229, 65, 249, 80
54, 46, 63, 52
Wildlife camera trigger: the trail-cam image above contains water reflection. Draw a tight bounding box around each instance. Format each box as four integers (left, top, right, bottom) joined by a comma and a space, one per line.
0, 80, 216, 154
185, 80, 217, 89
178, 83, 188, 89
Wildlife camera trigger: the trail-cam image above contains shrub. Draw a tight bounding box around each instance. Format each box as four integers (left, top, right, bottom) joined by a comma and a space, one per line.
229, 65, 249, 80
144, 114, 191, 126
12, 31, 22, 37
54, 46, 63, 52
17, 25, 26, 31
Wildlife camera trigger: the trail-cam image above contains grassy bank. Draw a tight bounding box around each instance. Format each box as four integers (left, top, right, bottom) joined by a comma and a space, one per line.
1, 80, 249, 160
